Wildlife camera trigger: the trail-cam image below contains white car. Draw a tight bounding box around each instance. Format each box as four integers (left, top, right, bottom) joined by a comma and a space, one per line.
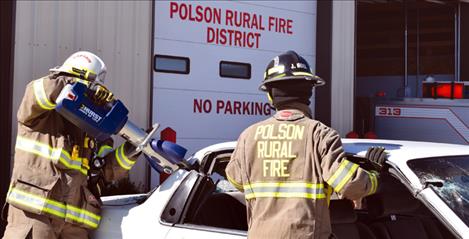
92, 139, 469, 239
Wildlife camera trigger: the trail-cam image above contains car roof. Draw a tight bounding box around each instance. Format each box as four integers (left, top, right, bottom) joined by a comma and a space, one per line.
191, 139, 469, 165
341, 138, 469, 162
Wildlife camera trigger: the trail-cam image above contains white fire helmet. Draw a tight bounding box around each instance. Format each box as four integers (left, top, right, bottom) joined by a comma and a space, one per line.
50, 51, 107, 83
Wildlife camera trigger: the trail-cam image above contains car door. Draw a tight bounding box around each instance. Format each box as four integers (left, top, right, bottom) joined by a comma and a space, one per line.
164, 149, 247, 239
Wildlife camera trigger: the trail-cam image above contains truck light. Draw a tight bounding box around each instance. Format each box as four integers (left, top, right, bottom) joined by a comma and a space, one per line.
375, 91, 386, 97
364, 131, 377, 139
346, 131, 360, 138
422, 82, 464, 99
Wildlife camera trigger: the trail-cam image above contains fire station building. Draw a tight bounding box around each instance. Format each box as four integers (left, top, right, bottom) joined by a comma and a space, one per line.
1, 0, 468, 232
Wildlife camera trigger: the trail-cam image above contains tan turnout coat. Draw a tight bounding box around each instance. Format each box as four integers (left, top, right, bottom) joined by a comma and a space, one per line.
226, 107, 378, 239
6, 74, 138, 230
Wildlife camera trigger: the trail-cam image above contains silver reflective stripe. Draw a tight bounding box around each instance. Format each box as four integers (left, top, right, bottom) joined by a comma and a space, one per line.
33, 78, 56, 110
15, 137, 86, 175
243, 182, 325, 200
115, 144, 135, 170
244, 186, 324, 195
97, 145, 113, 158
8, 189, 47, 209
7, 188, 100, 228
66, 207, 100, 228
7, 188, 66, 218
15, 137, 61, 164
368, 171, 379, 195
327, 160, 359, 192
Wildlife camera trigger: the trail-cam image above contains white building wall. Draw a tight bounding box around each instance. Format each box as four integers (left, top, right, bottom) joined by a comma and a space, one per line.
12, 0, 152, 191
331, 1, 355, 136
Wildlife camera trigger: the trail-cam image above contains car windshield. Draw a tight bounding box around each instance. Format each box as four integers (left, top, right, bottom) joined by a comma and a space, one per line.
408, 156, 469, 226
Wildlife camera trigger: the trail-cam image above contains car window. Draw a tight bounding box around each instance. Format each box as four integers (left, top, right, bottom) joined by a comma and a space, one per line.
207, 156, 239, 193
408, 156, 469, 227
212, 172, 238, 192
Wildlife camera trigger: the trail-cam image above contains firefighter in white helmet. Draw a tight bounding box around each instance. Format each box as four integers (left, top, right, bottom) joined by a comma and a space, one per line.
225, 50, 386, 238
3, 51, 139, 238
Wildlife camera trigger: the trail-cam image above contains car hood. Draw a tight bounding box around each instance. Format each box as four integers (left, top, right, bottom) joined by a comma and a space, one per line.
101, 194, 148, 206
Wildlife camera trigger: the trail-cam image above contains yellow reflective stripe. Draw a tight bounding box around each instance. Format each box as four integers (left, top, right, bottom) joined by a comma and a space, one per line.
226, 175, 243, 191
8, 187, 100, 228
16, 137, 87, 175
67, 204, 100, 221
326, 186, 333, 207
292, 72, 314, 77
244, 182, 324, 189
368, 171, 379, 195
245, 192, 325, 200
115, 147, 130, 170
327, 159, 360, 192
243, 182, 326, 200
66, 204, 101, 228
327, 160, 349, 186
11, 188, 65, 210
271, 73, 286, 79
63, 64, 97, 80
267, 65, 285, 75
33, 78, 56, 110
16, 136, 62, 163
8, 188, 67, 218
9, 196, 66, 218
335, 164, 359, 192
119, 144, 134, 165
97, 145, 113, 157
57, 157, 87, 175
115, 144, 135, 170
65, 213, 98, 229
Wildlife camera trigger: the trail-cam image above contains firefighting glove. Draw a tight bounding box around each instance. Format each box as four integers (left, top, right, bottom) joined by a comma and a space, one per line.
88, 157, 106, 200
88, 169, 105, 201
88, 82, 114, 106
365, 146, 387, 172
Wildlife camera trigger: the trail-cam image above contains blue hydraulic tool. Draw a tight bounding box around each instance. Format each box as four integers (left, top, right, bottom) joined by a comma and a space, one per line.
55, 82, 188, 174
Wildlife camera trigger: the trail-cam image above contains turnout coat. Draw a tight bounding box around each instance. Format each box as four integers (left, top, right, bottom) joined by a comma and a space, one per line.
226, 107, 378, 239
6, 74, 138, 230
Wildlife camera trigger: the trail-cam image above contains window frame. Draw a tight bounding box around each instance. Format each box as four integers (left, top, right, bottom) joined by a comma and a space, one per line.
161, 149, 247, 236
154, 54, 190, 74
219, 61, 251, 80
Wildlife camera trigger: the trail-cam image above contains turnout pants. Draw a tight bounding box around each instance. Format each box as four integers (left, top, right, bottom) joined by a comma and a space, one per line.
3, 205, 89, 239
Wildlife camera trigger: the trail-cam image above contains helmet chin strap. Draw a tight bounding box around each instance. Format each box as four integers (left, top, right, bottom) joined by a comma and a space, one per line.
266, 92, 277, 111
267, 92, 273, 104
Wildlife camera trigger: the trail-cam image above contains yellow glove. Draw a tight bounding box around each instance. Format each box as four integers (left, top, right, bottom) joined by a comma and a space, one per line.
89, 82, 114, 105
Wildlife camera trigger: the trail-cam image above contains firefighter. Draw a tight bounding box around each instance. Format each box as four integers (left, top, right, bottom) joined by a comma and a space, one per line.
3, 51, 140, 239
225, 50, 385, 239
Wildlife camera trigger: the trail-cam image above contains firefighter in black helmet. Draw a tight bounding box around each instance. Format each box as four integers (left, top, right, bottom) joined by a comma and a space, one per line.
260, 50, 325, 90
226, 50, 386, 238
259, 50, 325, 115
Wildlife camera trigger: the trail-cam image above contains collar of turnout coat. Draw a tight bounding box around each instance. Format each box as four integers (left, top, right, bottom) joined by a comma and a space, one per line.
274, 103, 312, 120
